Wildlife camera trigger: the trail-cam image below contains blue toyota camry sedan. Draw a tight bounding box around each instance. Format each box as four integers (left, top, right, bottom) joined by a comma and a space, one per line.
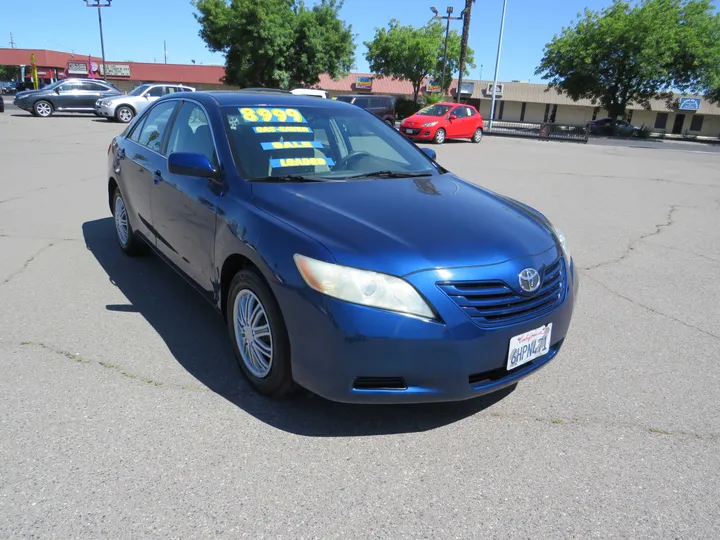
107, 91, 578, 403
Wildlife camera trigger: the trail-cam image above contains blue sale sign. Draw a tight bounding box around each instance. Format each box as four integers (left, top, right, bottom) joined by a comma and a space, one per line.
679, 98, 701, 111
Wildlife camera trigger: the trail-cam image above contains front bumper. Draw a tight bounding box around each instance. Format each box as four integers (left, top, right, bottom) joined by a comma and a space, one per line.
399, 126, 437, 140
13, 99, 32, 112
95, 101, 117, 118
274, 249, 579, 404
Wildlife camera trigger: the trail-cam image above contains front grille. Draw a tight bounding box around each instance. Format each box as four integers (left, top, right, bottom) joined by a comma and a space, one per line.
438, 257, 566, 327
353, 377, 407, 390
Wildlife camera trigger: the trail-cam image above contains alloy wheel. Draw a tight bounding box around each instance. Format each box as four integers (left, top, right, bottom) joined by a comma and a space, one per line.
35, 101, 52, 117
233, 289, 274, 378
117, 107, 134, 123
114, 196, 129, 246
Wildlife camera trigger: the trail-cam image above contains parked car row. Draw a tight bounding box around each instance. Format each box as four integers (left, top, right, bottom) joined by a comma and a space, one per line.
9, 80, 485, 145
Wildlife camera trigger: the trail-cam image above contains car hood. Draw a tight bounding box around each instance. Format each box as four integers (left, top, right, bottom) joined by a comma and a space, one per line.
251, 174, 557, 276
15, 90, 44, 99
401, 114, 445, 127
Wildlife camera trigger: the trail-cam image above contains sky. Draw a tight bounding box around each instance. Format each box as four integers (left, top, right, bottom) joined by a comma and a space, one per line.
1, 0, 613, 82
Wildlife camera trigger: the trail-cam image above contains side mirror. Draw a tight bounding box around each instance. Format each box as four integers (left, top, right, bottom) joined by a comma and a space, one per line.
54, 87, 61, 94
168, 152, 219, 179
449, 114, 457, 120
421, 148, 437, 160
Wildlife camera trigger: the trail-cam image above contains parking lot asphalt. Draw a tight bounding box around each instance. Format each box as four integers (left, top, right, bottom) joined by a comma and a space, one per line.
1, 107, 719, 539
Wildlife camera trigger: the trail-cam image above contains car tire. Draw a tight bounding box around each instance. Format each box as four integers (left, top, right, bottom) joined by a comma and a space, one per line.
33, 100, 53, 118
112, 188, 145, 256
227, 269, 294, 397
385, 118, 395, 127
434, 128, 446, 144
472, 128, 483, 143
115, 106, 135, 123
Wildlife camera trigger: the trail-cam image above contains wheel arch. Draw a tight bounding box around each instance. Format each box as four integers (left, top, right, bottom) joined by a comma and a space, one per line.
219, 254, 268, 321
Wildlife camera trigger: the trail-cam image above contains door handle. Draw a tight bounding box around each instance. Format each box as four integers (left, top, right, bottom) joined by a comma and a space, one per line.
153, 170, 163, 184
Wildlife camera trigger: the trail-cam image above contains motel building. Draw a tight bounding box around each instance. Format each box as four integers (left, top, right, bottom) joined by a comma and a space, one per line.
316, 73, 720, 139
2, 48, 718, 138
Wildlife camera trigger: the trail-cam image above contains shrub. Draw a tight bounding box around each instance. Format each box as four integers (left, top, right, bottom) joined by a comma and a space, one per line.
636, 124, 652, 139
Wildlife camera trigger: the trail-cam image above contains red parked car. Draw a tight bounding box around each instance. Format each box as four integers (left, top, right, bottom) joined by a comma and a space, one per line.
400, 102, 484, 144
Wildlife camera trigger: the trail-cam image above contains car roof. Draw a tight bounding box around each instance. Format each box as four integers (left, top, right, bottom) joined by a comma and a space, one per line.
178, 91, 358, 109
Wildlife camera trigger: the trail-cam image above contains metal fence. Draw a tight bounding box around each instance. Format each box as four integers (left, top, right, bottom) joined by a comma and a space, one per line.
486, 120, 590, 143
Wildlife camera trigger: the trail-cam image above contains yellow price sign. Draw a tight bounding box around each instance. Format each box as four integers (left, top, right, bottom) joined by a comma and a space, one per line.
239, 107, 306, 123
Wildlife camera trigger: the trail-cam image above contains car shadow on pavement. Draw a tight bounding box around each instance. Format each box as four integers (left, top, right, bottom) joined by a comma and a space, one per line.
83, 217, 513, 436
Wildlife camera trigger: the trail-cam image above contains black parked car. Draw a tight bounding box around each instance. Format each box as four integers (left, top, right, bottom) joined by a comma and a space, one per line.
13, 78, 122, 117
335, 94, 396, 125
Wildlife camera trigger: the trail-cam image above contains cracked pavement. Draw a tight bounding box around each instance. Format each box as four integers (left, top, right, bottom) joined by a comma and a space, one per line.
1, 110, 719, 539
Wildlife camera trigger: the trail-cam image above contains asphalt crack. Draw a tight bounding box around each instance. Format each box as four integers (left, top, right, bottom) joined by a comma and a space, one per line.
17, 341, 207, 392
582, 204, 681, 271
487, 410, 718, 441
0, 175, 96, 205
581, 270, 720, 341
1, 242, 59, 286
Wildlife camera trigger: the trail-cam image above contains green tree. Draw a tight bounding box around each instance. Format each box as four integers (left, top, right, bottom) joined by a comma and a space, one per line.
192, 0, 354, 89
0, 65, 20, 81
365, 19, 474, 103
535, 0, 720, 121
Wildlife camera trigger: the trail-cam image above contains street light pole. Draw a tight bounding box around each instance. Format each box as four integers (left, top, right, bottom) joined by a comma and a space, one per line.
84, 0, 112, 81
431, 6, 463, 97
489, 0, 508, 130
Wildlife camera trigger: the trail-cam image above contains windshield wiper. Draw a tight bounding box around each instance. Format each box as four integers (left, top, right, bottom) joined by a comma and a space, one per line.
250, 175, 326, 183
342, 170, 433, 180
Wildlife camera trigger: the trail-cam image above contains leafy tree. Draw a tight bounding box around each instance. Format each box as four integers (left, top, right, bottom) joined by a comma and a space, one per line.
192, 0, 354, 89
0, 65, 20, 81
365, 19, 474, 103
535, 0, 720, 121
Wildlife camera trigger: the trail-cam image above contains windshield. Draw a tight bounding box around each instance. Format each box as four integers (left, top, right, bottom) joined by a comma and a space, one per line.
38, 80, 64, 91
222, 105, 439, 181
417, 104, 452, 116
128, 84, 151, 96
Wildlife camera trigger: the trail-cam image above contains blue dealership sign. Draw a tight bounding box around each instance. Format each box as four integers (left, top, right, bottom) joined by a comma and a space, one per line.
679, 98, 701, 111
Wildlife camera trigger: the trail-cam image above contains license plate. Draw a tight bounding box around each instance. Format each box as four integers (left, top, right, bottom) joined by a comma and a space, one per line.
405, 129, 417, 134
507, 323, 552, 370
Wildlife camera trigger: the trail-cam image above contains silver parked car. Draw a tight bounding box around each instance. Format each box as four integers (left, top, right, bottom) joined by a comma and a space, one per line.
95, 83, 195, 123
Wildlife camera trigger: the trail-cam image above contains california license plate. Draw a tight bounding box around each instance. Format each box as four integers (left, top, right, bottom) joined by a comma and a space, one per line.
507, 323, 552, 370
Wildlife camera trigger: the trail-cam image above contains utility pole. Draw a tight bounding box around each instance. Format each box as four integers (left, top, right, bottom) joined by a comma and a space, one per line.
430, 6, 463, 96
84, 1, 112, 81
164, 41, 167, 64
489, 0, 508, 129
456, 0, 475, 103
9, 32, 16, 49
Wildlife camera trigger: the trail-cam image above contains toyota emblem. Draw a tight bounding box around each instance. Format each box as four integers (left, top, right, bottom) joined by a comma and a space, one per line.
518, 268, 541, 293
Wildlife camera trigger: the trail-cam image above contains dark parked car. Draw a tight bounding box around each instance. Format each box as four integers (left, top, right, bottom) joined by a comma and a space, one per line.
107, 92, 577, 403
587, 117, 639, 136
13, 78, 122, 117
335, 94, 396, 125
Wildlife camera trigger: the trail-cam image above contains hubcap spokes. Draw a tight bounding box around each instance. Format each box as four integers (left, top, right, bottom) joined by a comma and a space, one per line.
233, 290, 273, 378
114, 197, 129, 245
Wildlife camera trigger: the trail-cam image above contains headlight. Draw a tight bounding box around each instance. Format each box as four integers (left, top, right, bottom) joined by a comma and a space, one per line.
553, 227, 570, 258
102, 101, 115, 106
294, 254, 434, 319
422, 121, 438, 127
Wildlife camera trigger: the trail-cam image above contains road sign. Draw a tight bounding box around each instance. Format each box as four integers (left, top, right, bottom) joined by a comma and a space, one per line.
679, 98, 701, 111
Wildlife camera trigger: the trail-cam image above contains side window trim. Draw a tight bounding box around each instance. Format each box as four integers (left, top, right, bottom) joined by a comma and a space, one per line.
160, 100, 184, 156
